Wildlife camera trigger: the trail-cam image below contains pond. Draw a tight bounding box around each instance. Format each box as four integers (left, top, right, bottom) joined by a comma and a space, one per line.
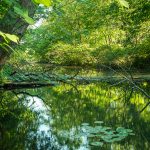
0, 65, 150, 150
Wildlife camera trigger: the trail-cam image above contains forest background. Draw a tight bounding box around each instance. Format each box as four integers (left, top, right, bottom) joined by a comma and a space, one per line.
0, 0, 150, 70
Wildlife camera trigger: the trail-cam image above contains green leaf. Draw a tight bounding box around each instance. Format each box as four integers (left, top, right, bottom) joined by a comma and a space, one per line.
118, 0, 129, 8
116, 127, 125, 132
0, 31, 19, 43
4, 0, 13, 5
14, 6, 35, 24
4, 33, 19, 43
82, 123, 89, 126
33, 0, 52, 7
0, 31, 8, 42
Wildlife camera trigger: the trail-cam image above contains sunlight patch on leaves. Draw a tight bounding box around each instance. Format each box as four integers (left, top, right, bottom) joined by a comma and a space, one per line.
0, 31, 19, 43
33, 0, 52, 7
117, 0, 129, 8
4, 33, 19, 43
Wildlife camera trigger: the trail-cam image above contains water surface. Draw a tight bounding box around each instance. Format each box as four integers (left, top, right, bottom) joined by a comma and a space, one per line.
0, 66, 150, 150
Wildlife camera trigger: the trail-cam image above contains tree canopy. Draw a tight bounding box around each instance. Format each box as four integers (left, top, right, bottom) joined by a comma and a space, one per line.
0, 0, 150, 68
10, 0, 150, 69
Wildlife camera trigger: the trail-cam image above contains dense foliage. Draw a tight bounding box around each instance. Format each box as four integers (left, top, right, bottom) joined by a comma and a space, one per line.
11, 0, 150, 69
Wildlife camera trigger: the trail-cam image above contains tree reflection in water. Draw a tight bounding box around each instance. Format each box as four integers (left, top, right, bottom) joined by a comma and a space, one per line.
0, 80, 150, 150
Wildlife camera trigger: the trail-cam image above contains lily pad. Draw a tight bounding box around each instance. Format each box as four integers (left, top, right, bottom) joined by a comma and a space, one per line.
94, 121, 104, 124
82, 123, 89, 126
90, 141, 103, 146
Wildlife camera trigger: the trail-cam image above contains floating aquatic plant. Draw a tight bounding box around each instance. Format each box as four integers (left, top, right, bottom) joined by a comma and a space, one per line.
78, 121, 134, 146
59, 121, 134, 147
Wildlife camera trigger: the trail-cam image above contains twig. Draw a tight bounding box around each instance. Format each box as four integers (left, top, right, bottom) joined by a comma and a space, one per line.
110, 78, 127, 87
101, 64, 150, 113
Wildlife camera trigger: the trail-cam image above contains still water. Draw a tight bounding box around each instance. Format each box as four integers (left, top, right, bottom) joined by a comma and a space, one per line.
0, 66, 150, 150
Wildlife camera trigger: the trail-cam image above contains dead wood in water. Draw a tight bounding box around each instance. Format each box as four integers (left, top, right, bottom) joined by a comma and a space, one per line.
0, 76, 149, 91
0, 82, 56, 90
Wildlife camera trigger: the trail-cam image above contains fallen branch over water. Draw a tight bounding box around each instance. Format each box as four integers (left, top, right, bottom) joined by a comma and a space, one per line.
0, 77, 149, 92
0, 73, 150, 114
0, 75, 150, 90
0, 82, 56, 90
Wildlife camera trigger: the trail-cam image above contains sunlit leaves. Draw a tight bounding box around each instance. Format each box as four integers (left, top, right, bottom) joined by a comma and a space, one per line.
117, 0, 129, 8
0, 31, 19, 43
33, 0, 52, 7
0, 30, 18, 52
10, 0, 150, 67
4, 33, 19, 43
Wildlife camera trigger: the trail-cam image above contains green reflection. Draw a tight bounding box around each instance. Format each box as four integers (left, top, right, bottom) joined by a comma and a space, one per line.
0, 77, 150, 149
0, 91, 60, 150
38, 82, 150, 150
